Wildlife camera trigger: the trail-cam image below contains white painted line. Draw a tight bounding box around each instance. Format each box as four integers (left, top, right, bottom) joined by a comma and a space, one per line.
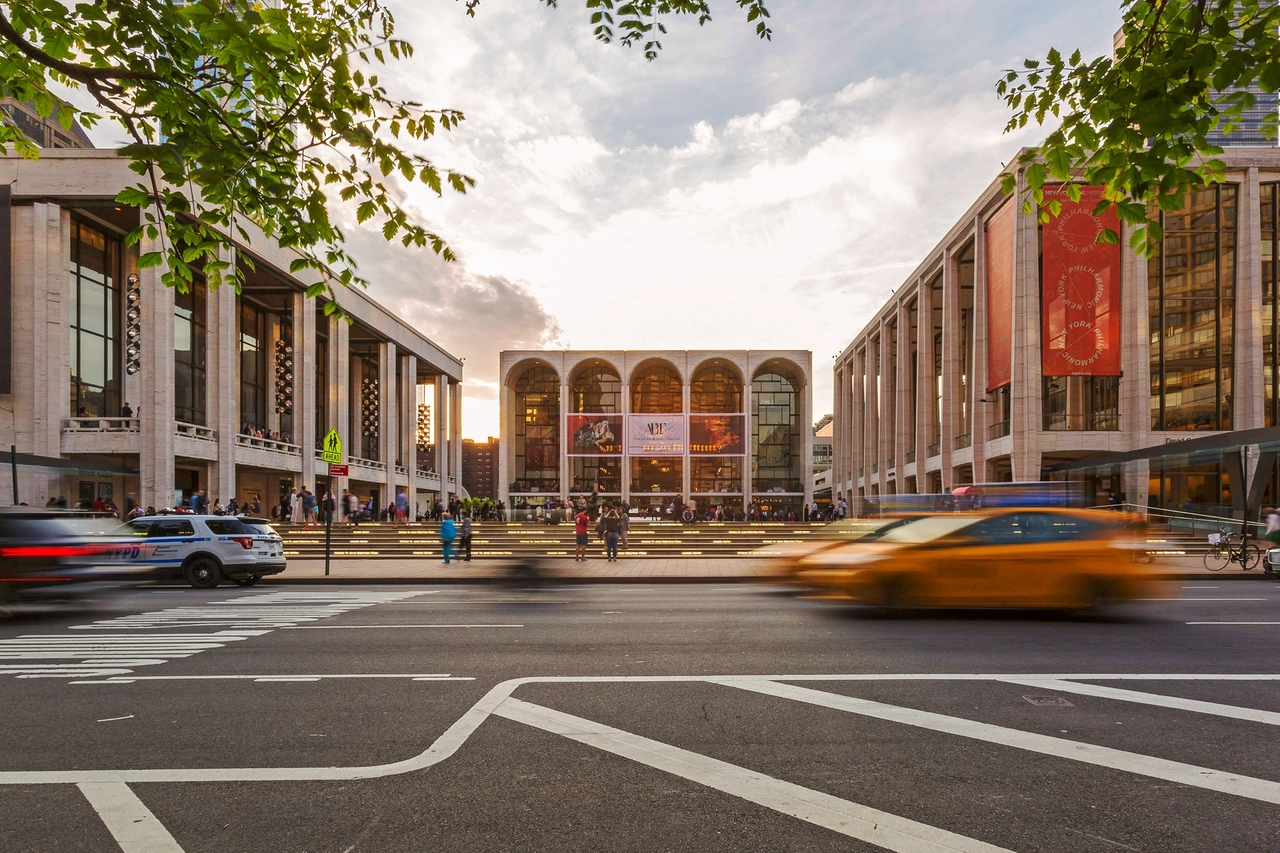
281, 624, 523, 629
495, 697, 1013, 853
69, 673, 468, 684
96, 714, 134, 723
1182, 585, 1219, 589
999, 678, 1280, 727
1137, 598, 1268, 602
77, 782, 184, 852
254, 677, 321, 682
718, 679, 1280, 804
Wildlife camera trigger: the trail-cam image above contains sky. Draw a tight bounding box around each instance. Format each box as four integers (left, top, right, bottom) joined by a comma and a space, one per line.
89, 0, 1123, 439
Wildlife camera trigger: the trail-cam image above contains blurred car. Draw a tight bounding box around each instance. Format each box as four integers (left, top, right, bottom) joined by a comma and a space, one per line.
793, 508, 1161, 609
104, 514, 287, 588
761, 517, 923, 584
0, 508, 153, 600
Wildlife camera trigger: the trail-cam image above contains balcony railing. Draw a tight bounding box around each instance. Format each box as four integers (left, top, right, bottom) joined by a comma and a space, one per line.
987, 420, 1011, 440
394, 464, 409, 476
235, 433, 300, 455
416, 461, 438, 475
870, 462, 878, 473
349, 455, 386, 472
886, 456, 895, 469
510, 479, 559, 493
904, 450, 916, 464
63, 416, 139, 433
926, 442, 940, 457
954, 433, 972, 450
1043, 413, 1120, 431
175, 421, 216, 441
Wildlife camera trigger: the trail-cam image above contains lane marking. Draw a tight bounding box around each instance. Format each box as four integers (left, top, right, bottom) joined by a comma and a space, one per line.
77, 782, 184, 853
96, 715, 134, 723
998, 678, 1280, 726
280, 624, 523, 629
717, 679, 1280, 805
1187, 622, 1280, 625
70, 673, 468, 685
1136, 598, 1268, 602
495, 697, 1013, 853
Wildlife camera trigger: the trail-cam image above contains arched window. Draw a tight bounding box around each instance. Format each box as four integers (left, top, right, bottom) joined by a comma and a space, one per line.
630, 364, 682, 413
513, 365, 560, 492
690, 362, 743, 413
752, 367, 803, 494
569, 363, 621, 413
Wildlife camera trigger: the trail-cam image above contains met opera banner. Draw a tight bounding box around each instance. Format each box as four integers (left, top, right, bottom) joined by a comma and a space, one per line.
1041, 184, 1121, 376
689, 415, 745, 455
627, 415, 685, 456
566, 415, 622, 455
985, 199, 1015, 391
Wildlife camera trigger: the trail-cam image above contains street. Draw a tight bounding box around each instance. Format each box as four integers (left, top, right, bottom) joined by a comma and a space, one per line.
1, 582, 1279, 852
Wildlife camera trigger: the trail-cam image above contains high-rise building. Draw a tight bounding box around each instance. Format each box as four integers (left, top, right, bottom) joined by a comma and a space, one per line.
462, 437, 499, 500
0, 100, 94, 149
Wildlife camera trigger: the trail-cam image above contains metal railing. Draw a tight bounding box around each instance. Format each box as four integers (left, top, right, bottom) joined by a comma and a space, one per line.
235, 433, 300, 454
62, 416, 139, 432
926, 442, 940, 457
349, 455, 386, 472
887, 456, 895, 469
1043, 413, 1120, 431
986, 421, 1010, 440
954, 433, 972, 450
870, 462, 878, 473
1097, 502, 1265, 537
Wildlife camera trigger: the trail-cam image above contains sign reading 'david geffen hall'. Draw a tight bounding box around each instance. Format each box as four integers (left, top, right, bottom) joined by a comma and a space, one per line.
626, 415, 685, 455
1041, 184, 1121, 376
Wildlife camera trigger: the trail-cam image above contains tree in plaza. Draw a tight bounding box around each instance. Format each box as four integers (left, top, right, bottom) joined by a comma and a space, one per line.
999, 0, 1280, 247
0, 0, 771, 309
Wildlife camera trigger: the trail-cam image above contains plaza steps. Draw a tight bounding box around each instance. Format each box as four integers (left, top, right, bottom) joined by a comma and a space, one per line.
277, 521, 831, 559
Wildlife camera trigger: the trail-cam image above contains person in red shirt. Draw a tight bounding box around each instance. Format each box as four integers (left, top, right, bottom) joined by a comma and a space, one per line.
574, 508, 590, 562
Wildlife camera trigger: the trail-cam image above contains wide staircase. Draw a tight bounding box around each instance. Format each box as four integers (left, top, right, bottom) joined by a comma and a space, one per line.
279, 520, 831, 559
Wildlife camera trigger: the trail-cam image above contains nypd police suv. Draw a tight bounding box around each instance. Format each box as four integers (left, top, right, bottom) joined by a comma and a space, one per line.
109, 515, 286, 588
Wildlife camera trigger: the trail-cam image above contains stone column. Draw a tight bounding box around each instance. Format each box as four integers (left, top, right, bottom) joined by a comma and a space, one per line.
971, 211, 989, 482
451, 380, 463, 498
621, 380, 631, 506
402, 355, 417, 511
208, 258, 236, 505
939, 249, 959, 489
915, 276, 932, 487
434, 377, 447, 494
1238, 168, 1265, 431
559, 378, 569, 504
1121, 217, 1151, 507
138, 213, 176, 510
682, 375, 691, 508
328, 313, 349, 496
742, 373, 753, 513
895, 303, 910, 488
1009, 177, 1042, 481
379, 340, 397, 502
802, 356, 814, 510
498, 374, 511, 510
294, 293, 316, 491
850, 349, 864, 501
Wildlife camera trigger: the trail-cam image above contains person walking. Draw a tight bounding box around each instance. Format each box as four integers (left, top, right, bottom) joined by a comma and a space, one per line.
395, 490, 409, 525
302, 489, 316, 525
459, 512, 473, 561
573, 505, 590, 562
322, 490, 336, 525
439, 512, 457, 564
603, 508, 622, 562
289, 488, 302, 524
618, 505, 629, 551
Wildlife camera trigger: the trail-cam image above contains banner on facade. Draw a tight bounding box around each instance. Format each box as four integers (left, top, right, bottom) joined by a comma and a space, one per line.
566, 415, 622, 455
627, 415, 685, 455
689, 415, 745, 455
1041, 184, 1122, 376
985, 198, 1015, 391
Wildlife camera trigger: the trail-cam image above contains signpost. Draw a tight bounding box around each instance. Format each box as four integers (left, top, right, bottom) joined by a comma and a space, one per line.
320, 429, 343, 576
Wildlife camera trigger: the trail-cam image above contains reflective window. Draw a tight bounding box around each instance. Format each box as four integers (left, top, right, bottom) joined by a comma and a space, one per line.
631, 364, 682, 413
152, 519, 195, 537
353, 346, 380, 460
569, 364, 621, 413
240, 302, 265, 431
630, 456, 682, 493
513, 365, 559, 492
1148, 185, 1236, 430
690, 363, 743, 413
315, 306, 329, 439
571, 456, 621, 493
1042, 376, 1120, 431
1263, 183, 1279, 426
691, 457, 742, 493
174, 280, 208, 425
752, 369, 803, 493
69, 219, 122, 417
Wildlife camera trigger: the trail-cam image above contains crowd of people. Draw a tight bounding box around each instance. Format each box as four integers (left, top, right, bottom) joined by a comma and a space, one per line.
241, 424, 292, 443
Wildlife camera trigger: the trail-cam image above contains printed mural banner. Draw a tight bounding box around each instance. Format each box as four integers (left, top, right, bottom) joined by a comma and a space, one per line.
1041, 184, 1122, 376
627, 415, 686, 456
689, 415, 745, 455
566, 415, 622, 455
985, 198, 1015, 391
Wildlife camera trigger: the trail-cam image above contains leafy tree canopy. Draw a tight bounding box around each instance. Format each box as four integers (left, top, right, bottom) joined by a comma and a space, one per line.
0, 0, 771, 312
1000, 0, 1279, 249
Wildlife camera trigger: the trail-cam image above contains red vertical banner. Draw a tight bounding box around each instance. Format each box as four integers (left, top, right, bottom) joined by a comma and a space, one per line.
1041, 184, 1121, 376
985, 199, 1015, 391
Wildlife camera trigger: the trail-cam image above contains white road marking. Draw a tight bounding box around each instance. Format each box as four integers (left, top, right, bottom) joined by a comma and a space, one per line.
495, 697, 1013, 853
96, 714, 134, 723
280, 624, 523, 629
717, 679, 1280, 805
998, 678, 1280, 726
70, 673, 468, 684
1187, 622, 1280, 625
77, 782, 184, 853
1136, 598, 1268, 602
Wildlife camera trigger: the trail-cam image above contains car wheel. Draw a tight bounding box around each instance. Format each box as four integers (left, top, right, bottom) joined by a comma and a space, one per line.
185, 557, 223, 589
232, 575, 261, 587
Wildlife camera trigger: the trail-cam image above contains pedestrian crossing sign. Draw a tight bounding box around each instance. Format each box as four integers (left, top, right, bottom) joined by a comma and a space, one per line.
321, 428, 343, 464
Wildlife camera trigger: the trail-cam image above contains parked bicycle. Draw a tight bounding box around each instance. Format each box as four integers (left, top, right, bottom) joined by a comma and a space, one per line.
1204, 526, 1262, 571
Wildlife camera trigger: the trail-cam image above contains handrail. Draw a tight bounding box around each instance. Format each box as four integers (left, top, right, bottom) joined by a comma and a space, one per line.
175, 421, 216, 440
63, 417, 139, 432
1091, 501, 1266, 532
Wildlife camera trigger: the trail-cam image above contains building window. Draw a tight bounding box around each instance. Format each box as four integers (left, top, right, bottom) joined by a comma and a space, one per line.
1262, 183, 1280, 426
1042, 376, 1120, 430
691, 456, 742, 493
315, 306, 328, 439
1148, 185, 1236, 431
752, 368, 803, 493
690, 362, 743, 412
69, 218, 122, 417
513, 365, 559, 492
355, 351, 380, 460
239, 302, 266, 431
571, 457, 621, 493
569, 363, 621, 413
631, 364, 682, 413
930, 273, 943, 450
174, 279, 208, 425
630, 456, 682, 493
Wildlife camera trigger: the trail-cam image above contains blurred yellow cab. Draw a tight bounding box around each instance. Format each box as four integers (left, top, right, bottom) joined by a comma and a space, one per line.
793, 508, 1163, 609
759, 518, 921, 583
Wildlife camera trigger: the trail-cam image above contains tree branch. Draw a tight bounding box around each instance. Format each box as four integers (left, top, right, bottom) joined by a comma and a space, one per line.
0, 8, 160, 84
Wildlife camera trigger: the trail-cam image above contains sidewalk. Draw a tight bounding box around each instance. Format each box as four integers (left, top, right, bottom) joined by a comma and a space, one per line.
268, 555, 1280, 584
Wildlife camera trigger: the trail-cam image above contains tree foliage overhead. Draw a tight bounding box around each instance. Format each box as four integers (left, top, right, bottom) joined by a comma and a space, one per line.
999, 0, 1280, 248
0, 0, 771, 310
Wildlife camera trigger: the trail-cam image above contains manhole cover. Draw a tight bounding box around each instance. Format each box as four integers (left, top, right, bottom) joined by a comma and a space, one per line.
1023, 695, 1074, 707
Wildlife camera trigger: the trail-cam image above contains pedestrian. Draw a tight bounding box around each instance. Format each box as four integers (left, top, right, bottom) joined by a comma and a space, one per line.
322, 490, 336, 525
604, 508, 622, 562
619, 505, 629, 550
459, 512, 473, 561
302, 489, 317, 524
573, 505, 590, 562
289, 488, 302, 524
439, 512, 457, 564
1267, 508, 1280, 546
395, 490, 409, 525
121, 402, 134, 418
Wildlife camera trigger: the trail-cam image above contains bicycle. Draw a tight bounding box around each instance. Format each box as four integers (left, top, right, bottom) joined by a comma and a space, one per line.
1203, 527, 1263, 571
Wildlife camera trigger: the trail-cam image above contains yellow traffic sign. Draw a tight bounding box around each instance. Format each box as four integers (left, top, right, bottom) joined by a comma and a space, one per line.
321, 428, 343, 464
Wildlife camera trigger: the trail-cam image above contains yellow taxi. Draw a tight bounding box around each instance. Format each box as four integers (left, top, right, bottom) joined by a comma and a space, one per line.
793, 508, 1163, 609
759, 517, 923, 585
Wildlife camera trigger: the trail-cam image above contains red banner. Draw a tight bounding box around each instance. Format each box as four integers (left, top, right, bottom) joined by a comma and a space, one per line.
566, 415, 622, 455
1041, 185, 1121, 376
985, 200, 1015, 391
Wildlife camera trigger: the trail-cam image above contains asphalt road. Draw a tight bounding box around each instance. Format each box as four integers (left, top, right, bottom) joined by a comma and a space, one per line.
2, 580, 1279, 852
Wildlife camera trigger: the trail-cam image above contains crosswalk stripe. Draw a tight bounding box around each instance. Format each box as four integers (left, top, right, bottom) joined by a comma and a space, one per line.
718, 679, 1280, 805
77, 782, 184, 853
998, 678, 1280, 726
496, 696, 1014, 853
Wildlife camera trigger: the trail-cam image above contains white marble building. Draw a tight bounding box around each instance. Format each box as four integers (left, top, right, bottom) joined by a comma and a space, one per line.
0, 150, 465, 514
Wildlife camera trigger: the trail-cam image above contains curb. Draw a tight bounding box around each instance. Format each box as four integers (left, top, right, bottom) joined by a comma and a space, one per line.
259, 573, 1278, 586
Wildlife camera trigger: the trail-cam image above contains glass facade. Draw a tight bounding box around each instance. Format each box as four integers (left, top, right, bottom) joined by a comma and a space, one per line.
631, 364, 681, 413
691, 456, 742, 493
570, 364, 620, 413
752, 370, 803, 493
355, 350, 379, 460
630, 456, 681, 493
929, 273, 943, 453
315, 325, 328, 439
572, 456, 621, 493
69, 219, 122, 417
1149, 185, 1237, 431
690, 362, 742, 413
239, 302, 266, 431
1263, 183, 1280, 426
513, 365, 559, 493
173, 280, 207, 425
1042, 376, 1120, 431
